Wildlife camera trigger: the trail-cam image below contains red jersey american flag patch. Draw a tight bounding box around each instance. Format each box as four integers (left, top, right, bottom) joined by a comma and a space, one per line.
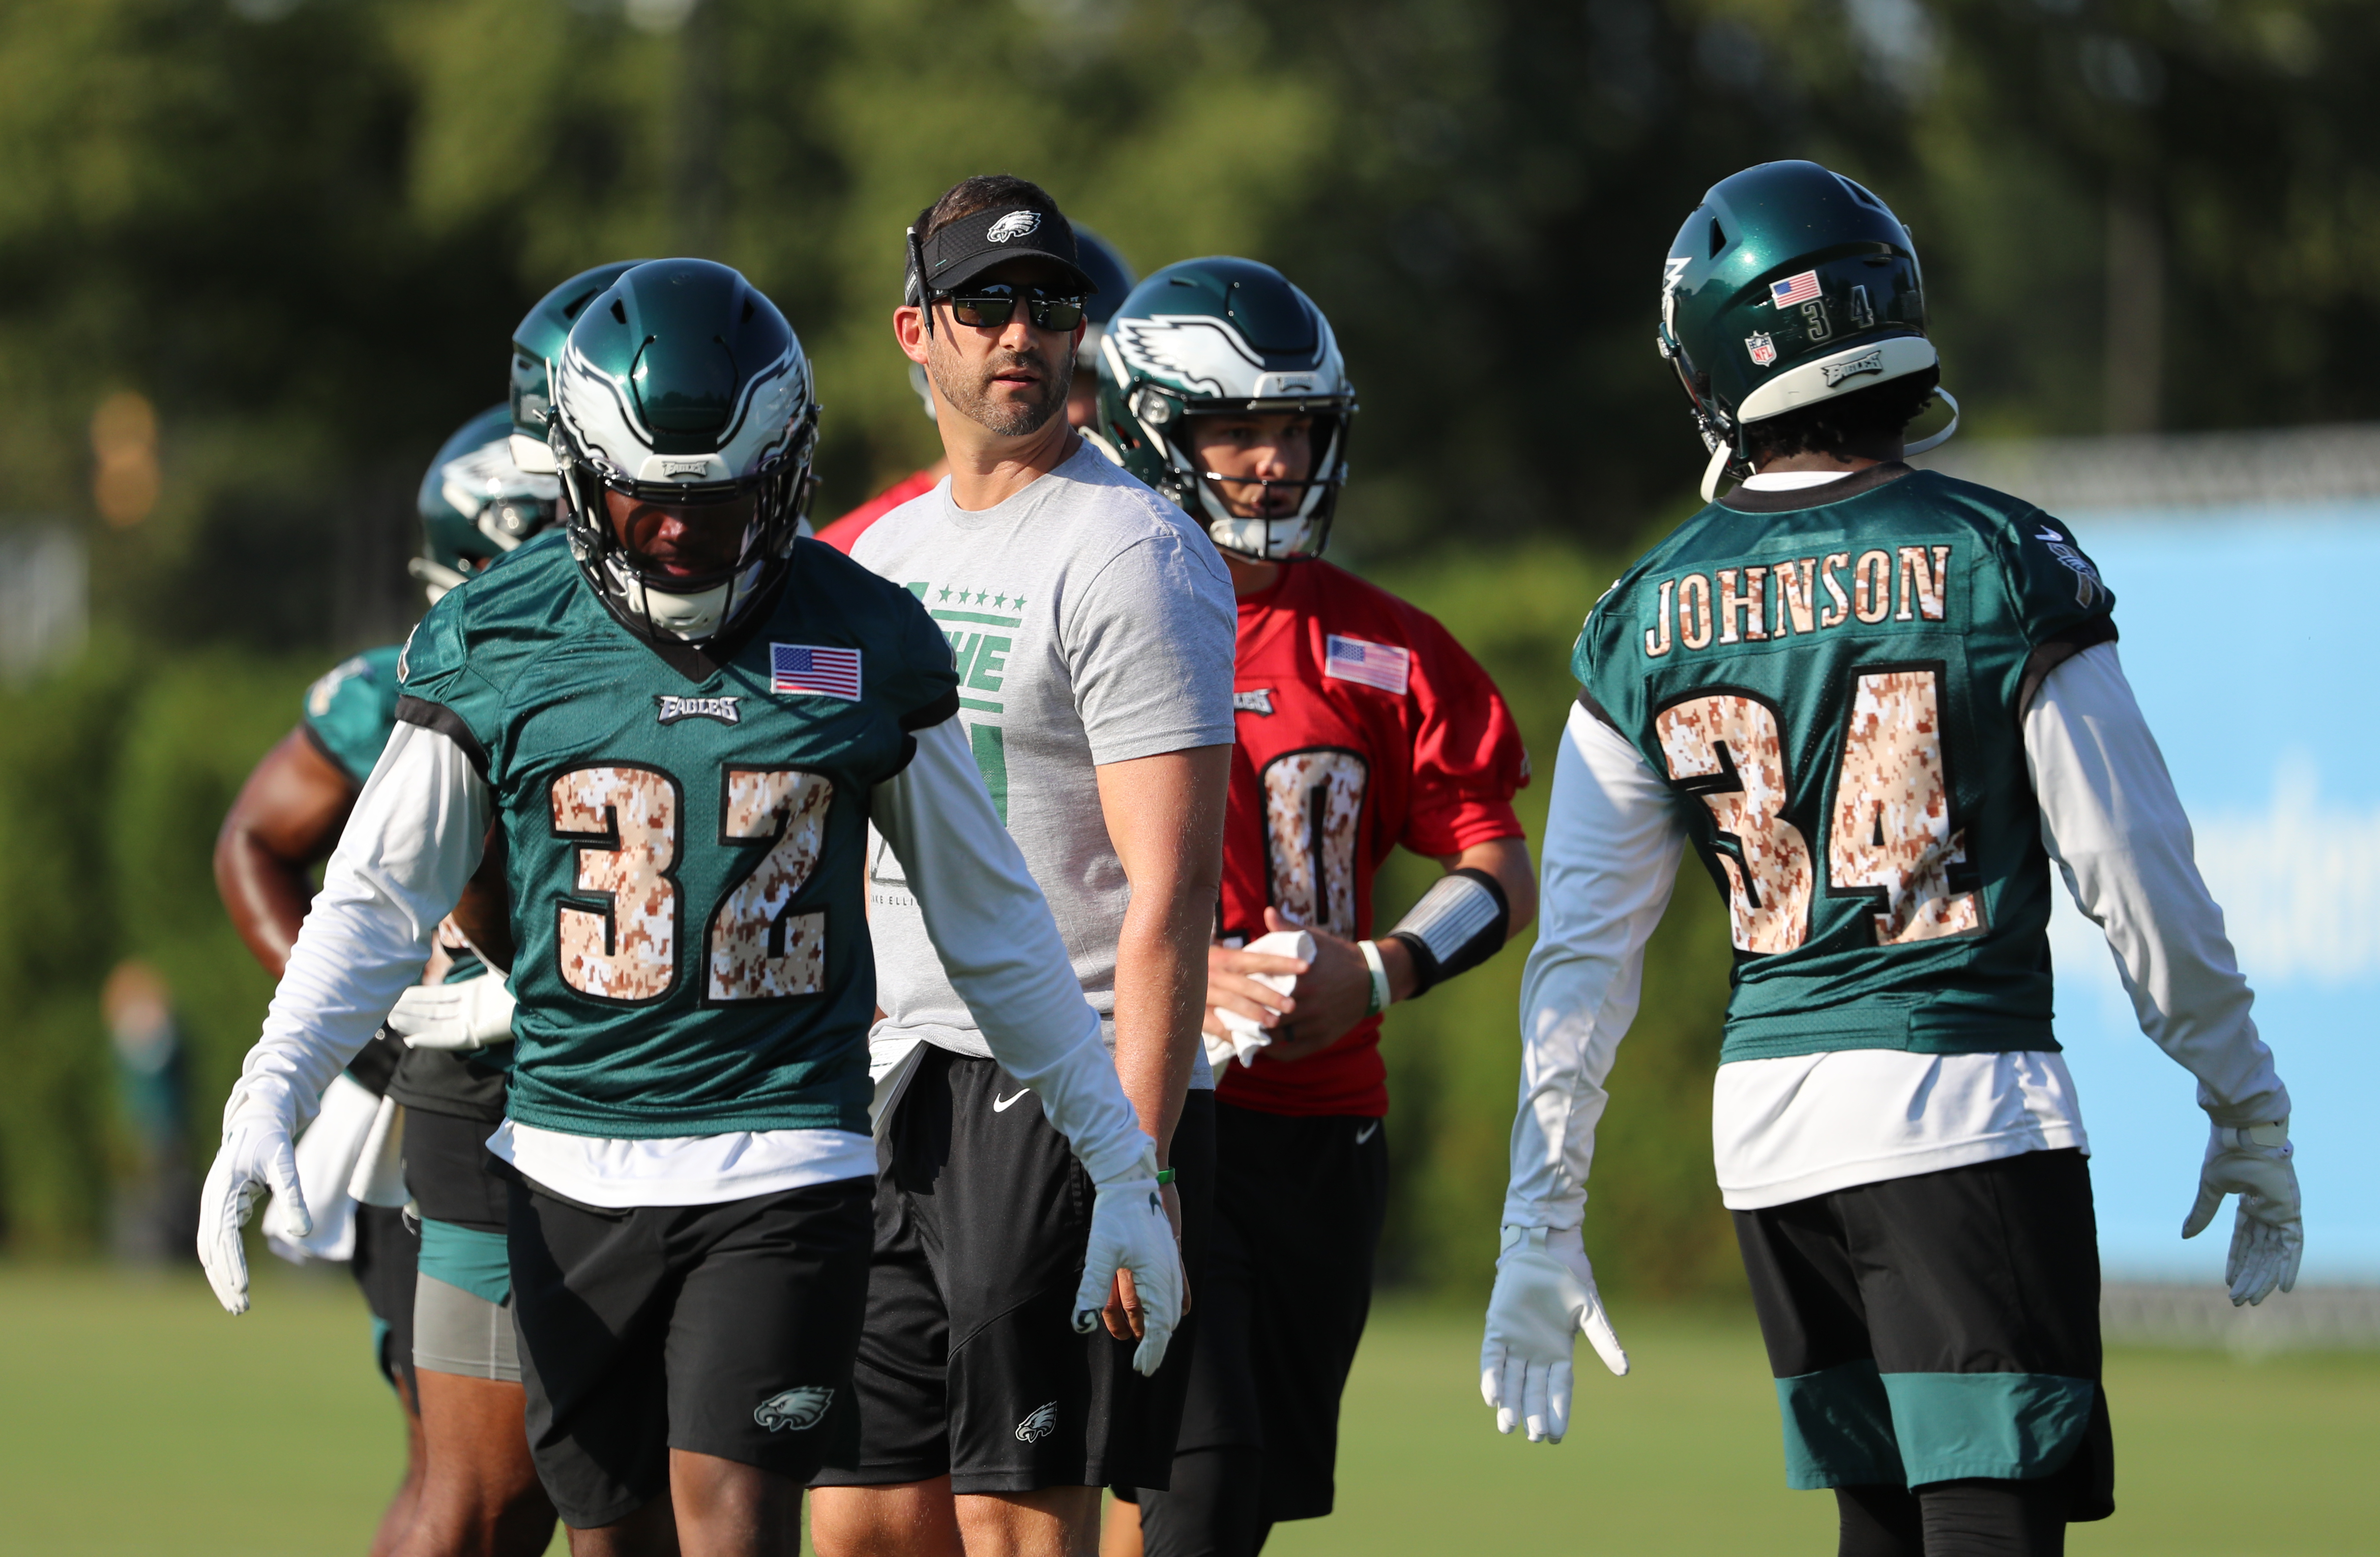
770, 643, 862, 700
1322, 634, 1410, 695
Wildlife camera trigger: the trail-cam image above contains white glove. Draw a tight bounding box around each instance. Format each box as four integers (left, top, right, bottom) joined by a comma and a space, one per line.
1207, 930, 1315, 1071
198, 1090, 308, 1316
2181, 1119, 2302, 1306
1070, 1144, 1185, 1377
264, 1072, 377, 1265
1480, 1224, 1628, 1443
386, 973, 517, 1052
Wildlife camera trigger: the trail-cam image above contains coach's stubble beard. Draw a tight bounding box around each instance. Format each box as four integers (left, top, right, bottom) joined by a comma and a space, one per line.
928, 333, 1069, 438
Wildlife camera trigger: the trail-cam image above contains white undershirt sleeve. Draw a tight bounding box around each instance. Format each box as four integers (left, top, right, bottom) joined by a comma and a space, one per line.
1503, 701, 1690, 1229
232, 721, 490, 1132
2023, 642, 2289, 1124
869, 718, 1150, 1184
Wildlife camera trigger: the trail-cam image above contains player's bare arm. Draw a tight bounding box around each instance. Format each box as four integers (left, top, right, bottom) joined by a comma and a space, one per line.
1098, 745, 1233, 1161
214, 726, 360, 977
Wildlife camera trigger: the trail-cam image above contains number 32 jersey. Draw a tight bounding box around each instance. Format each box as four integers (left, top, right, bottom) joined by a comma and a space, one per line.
1220, 560, 1528, 1118
1576, 464, 2116, 1064
394, 534, 960, 1140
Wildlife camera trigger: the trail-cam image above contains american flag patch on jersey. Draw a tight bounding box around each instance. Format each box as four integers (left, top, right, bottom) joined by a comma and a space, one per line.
770, 643, 862, 700
1323, 635, 1410, 695
1768, 269, 1822, 308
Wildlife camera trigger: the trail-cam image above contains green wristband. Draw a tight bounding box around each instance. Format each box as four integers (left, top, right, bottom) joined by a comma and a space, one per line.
1155, 1168, 1177, 1186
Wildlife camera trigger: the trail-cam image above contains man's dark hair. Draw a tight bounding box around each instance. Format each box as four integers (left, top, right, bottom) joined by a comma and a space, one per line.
1744, 368, 1938, 463
924, 173, 1062, 242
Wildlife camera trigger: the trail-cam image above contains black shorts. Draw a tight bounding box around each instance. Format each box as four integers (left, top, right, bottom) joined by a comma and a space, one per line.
1117, 1103, 1388, 1525
506, 1172, 876, 1529
349, 1202, 419, 1398
1734, 1146, 2114, 1520
403, 1106, 510, 1234
812, 1048, 1215, 1497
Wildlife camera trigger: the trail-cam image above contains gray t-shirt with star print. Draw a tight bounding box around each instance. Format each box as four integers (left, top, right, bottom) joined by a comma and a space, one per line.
851, 441, 1235, 1074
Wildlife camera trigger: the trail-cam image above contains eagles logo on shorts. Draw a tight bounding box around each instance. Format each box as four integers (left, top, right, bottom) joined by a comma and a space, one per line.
1014, 1401, 1059, 1443
754, 1385, 835, 1433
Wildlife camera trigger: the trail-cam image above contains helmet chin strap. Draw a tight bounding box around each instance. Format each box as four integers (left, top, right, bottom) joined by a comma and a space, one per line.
1902, 388, 1961, 456
1700, 440, 1736, 505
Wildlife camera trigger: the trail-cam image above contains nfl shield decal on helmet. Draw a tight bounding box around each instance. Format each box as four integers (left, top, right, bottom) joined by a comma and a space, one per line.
1745, 332, 1778, 367
1014, 1401, 1059, 1443
754, 1385, 834, 1433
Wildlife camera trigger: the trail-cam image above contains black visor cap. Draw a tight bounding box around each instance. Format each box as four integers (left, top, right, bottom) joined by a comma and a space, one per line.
918, 204, 1097, 298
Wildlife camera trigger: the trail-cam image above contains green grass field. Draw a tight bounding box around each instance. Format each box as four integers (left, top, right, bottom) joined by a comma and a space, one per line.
1, 1265, 2372, 1556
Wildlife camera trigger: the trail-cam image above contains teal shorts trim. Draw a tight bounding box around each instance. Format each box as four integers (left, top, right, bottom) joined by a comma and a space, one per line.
1777, 1360, 2096, 1488
418, 1217, 512, 1306
1735, 1148, 2113, 1518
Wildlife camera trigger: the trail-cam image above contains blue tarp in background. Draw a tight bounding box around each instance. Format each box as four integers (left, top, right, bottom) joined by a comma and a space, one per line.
2054, 504, 2380, 1281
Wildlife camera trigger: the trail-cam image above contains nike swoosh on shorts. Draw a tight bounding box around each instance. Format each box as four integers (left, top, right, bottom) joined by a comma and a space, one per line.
1354, 1121, 1379, 1144
994, 1090, 1030, 1112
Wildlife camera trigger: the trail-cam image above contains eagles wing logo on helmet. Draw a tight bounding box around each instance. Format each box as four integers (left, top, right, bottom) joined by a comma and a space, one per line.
438, 441, 560, 527
985, 209, 1042, 244
1109, 315, 1266, 400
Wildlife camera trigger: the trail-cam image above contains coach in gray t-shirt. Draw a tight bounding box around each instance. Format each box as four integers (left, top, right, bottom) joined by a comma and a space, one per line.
858, 440, 1234, 1066
811, 175, 1234, 1551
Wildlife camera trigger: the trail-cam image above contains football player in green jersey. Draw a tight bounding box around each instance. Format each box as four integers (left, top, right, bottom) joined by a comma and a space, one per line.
198, 259, 1183, 1557
1481, 161, 2302, 1556
215, 397, 565, 1557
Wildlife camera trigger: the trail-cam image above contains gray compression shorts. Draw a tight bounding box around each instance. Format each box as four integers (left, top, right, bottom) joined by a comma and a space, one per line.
413, 1272, 522, 1383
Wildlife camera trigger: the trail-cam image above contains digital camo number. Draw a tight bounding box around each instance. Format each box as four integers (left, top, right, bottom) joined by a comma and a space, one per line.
552, 766, 680, 1000
1656, 668, 1981, 953
1261, 749, 1369, 937
1654, 695, 1812, 954
707, 769, 833, 1000
1828, 669, 1981, 943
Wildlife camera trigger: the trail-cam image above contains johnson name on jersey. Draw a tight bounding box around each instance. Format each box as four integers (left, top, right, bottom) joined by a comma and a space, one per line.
1576, 464, 2115, 1063
1222, 559, 1528, 1117
393, 535, 960, 1140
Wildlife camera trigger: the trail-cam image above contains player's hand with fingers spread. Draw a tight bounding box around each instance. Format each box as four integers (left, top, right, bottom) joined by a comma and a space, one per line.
1481, 1224, 1627, 1443
197, 1087, 309, 1316
1074, 1143, 1185, 1377
2181, 1118, 2303, 1306
385, 972, 517, 1053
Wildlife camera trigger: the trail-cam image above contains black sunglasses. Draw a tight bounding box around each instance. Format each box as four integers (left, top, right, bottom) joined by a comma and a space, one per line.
933, 285, 1087, 332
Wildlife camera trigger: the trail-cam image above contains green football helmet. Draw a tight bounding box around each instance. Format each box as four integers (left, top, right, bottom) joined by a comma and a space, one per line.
510, 261, 648, 474
1657, 160, 1958, 499
550, 258, 819, 646
1093, 257, 1356, 562
411, 403, 563, 605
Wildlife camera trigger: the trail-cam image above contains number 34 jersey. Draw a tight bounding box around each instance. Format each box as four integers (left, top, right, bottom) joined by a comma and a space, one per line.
1220, 560, 1529, 1118
394, 535, 960, 1141
1575, 465, 2116, 1064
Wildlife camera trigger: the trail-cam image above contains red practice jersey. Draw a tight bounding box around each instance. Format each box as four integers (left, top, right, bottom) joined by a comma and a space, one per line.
816, 468, 940, 555
1219, 559, 1528, 1118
